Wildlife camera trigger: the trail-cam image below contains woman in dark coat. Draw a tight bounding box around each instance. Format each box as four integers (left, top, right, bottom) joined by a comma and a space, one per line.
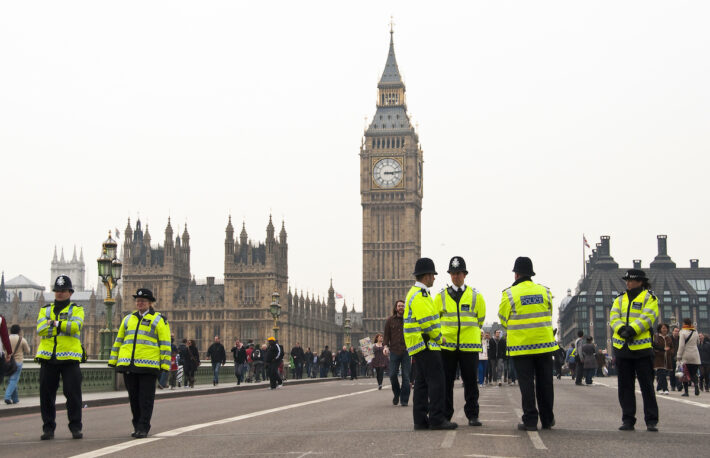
349, 347, 359, 380
581, 336, 598, 385
183, 339, 200, 388
372, 333, 389, 389
652, 323, 674, 395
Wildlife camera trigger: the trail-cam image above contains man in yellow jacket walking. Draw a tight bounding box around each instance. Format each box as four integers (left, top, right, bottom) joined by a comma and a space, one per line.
109, 288, 171, 438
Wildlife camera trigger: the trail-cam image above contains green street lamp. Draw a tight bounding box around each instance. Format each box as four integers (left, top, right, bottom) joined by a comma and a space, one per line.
97, 231, 122, 360
344, 317, 352, 348
269, 292, 281, 340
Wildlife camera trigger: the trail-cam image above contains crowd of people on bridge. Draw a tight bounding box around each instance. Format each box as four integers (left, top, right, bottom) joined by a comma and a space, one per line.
5, 266, 710, 440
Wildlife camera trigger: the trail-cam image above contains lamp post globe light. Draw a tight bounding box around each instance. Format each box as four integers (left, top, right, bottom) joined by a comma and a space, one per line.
269, 292, 281, 340
344, 317, 351, 348
97, 231, 122, 360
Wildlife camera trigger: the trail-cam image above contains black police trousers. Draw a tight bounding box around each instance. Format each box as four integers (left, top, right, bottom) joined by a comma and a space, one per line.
616, 356, 658, 426
441, 349, 479, 421
412, 349, 446, 427
269, 361, 283, 389
39, 362, 82, 433
512, 353, 554, 427
123, 372, 157, 433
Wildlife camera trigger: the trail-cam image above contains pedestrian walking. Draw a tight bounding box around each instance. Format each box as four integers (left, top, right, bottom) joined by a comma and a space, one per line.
670, 326, 681, 391
36, 275, 85, 440
180, 339, 199, 388
565, 343, 576, 380
337, 346, 350, 379
230, 339, 247, 385
291, 342, 305, 379
699, 333, 710, 392
488, 330, 506, 386
304, 347, 314, 378
498, 257, 556, 432
168, 336, 179, 389
251, 344, 264, 382
595, 349, 607, 377
406, 257, 457, 431
478, 331, 489, 387
0, 314, 12, 388
264, 337, 283, 389
652, 323, 674, 395
109, 288, 171, 439
574, 330, 585, 385
384, 299, 411, 406
433, 256, 486, 427
581, 336, 597, 385
4, 324, 30, 404
207, 336, 226, 386
349, 346, 359, 380
610, 268, 659, 431
319, 346, 332, 378
677, 318, 701, 397
372, 334, 388, 388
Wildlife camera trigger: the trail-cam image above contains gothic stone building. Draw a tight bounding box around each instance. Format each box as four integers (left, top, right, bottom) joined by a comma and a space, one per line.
120, 217, 347, 354
559, 235, 710, 352
361, 30, 423, 334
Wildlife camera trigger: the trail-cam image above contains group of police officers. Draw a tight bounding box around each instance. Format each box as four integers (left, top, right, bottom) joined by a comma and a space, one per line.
35, 256, 660, 439
404, 255, 660, 433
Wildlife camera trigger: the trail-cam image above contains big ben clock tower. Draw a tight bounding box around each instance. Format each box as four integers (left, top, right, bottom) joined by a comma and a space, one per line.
361, 28, 423, 333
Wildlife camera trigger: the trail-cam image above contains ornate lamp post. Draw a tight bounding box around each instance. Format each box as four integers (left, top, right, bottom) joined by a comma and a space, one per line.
269, 292, 281, 340
344, 317, 352, 348
97, 231, 122, 360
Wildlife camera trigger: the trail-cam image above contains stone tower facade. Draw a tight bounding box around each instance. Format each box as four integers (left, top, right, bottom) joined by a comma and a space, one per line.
361, 30, 423, 333
51, 246, 86, 291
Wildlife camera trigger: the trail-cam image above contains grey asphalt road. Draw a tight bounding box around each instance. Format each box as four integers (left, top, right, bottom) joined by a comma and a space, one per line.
1, 376, 709, 457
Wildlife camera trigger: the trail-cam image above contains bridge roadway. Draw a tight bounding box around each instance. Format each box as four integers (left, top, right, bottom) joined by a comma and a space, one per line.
1, 376, 710, 457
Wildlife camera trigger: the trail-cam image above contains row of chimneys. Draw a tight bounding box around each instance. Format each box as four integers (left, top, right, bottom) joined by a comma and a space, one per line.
594, 234, 699, 268
632, 259, 699, 269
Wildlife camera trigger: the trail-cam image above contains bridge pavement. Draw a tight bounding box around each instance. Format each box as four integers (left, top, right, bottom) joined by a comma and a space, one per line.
1, 375, 709, 457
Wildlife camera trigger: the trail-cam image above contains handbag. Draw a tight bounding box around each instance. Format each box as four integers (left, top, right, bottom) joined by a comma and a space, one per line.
3, 337, 21, 377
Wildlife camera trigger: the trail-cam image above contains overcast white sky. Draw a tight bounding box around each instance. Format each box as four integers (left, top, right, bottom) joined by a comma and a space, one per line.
2, 1, 709, 324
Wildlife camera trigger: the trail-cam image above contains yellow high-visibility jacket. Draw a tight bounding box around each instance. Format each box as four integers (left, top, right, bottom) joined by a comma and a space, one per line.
498, 280, 556, 357
404, 285, 442, 355
36, 302, 84, 362
609, 289, 658, 351
434, 286, 485, 351
109, 308, 171, 374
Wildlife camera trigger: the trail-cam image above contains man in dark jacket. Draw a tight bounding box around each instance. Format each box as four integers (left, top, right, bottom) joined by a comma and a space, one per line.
671, 326, 680, 391
337, 346, 350, 379
230, 340, 248, 385
698, 333, 710, 392
291, 342, 305, 379
384, 299, 410, 406
251, 345, 264, 382
319, 346, 332, 378
207, 336, 226, 386
488, 330, 507, 386
304, 347, 314, 378
264, 337, 284, 389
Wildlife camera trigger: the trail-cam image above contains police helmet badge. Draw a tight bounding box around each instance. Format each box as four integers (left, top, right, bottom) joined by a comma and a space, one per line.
452, 258, 460, 269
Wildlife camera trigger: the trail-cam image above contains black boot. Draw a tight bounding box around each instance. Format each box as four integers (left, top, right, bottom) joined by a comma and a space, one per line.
695, 384, 700, 396
682, 383, 689, 396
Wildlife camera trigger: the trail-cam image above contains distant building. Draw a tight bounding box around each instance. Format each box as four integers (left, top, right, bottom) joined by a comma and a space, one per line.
50, 246, 86, 292
559, 235, 710, 352
4, 274, 45, 302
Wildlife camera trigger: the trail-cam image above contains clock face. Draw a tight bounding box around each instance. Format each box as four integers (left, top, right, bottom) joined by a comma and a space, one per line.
373, 158, 403, 188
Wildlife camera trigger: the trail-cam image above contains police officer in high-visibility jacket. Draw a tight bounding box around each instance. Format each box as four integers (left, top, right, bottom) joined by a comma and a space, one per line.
610, 269, 659, 432
36, 275, 84, 440
109, 288, 171, 438
405, 257, 457, 431
434, 256, 485, 427
498, 257, 556, 431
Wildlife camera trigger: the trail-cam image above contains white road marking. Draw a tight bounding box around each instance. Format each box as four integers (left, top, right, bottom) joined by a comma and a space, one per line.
296, 452, 314, 458
70, 386, 380, 458
70, 438, 162, 458
440, 430, 457, 448
468, 433, 520, 437
477, 419, 508, 422
479, 404, 504, 407
514, 408, 547, 450
595, 381, 710, 409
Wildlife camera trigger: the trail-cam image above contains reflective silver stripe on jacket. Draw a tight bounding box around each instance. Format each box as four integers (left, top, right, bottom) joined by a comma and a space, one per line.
510, 311, 551, 320
506, 320, 553, 330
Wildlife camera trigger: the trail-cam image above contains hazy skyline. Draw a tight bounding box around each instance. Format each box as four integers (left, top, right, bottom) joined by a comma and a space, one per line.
2, 1, 709, 324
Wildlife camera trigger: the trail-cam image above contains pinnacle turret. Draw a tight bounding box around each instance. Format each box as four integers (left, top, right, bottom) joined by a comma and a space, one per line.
378, 27, 403, 88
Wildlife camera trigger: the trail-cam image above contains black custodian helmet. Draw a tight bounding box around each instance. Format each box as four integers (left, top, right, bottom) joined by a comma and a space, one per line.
413, 258, 437, 276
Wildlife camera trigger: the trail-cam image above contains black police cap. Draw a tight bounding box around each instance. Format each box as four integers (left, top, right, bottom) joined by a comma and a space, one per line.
512, 257, 535, 276
413, 258, 437, 276
622, 269, 647, 281
52, 275, 74, 292
447, 256, 468, 274
133, 288, 156, 302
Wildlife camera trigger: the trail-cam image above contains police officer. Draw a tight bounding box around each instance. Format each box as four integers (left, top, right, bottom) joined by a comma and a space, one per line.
498, 257, 556, 431
610, 269, 659, 432
405, 257, 457, 431
109, 288, 171, 438
434, 256, 486, 426
36, 275, 84, 440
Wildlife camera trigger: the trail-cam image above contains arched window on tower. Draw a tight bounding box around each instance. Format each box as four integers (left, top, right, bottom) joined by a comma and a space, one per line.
245, 282, 255, 305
